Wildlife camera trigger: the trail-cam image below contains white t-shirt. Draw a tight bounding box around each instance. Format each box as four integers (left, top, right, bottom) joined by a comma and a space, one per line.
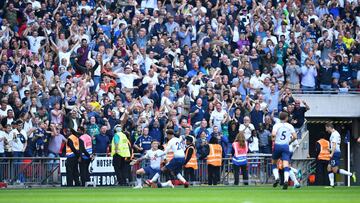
11, 129, 27, 152
58, 51, 72, 67
164, 137, 185, 158
0, 130, 6, 153
116, 73, 140, 89
248, 136, 259, 152
250, 75, 264, 89
144, 149, 164, 170
210, 110, 226, 129
27, 36, 45, 53
330, 130, 341, 153
272, 64, 284, 82
0, 105, 13, 118
142, 73, 159, 86
239, 124, 255, 140
272, 122, 295, 145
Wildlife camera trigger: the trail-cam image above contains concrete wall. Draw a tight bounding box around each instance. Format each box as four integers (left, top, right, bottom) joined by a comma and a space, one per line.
293, 94, 360, 118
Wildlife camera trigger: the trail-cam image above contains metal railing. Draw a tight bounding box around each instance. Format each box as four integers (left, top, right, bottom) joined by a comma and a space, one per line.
0, 157, 61, 185
291, 89, 360, 94
0, 155, 315, 187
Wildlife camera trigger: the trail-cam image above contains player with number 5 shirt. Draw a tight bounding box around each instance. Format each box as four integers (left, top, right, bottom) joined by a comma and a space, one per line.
271, 112, 297, 190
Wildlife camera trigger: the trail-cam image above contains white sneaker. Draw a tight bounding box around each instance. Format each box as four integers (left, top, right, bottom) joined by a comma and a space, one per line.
133, 185, 143, 189
167, 181, 174, 189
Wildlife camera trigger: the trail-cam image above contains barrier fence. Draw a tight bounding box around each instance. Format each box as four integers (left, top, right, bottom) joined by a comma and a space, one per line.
0, 155, 315, 187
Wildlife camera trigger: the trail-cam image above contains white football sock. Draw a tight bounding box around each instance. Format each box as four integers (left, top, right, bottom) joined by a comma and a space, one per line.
177, 173, 186, 183
160, 182, 169, 187
290, 167, 298, 174
339, 169, 352, 176
284, 171, 290, 182
151, 173, 160, 182
136, 178, 142, 186
328, 173, 334, 186
289, 169, 299, 185
272, 168, 279, 180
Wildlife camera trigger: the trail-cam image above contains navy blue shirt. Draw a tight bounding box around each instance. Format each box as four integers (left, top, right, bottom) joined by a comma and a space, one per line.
190, 105, 205, 125
94, 134, 110, 154
134, 135, 152, 152
250, 109, 264, 130
149, 128, 163, 144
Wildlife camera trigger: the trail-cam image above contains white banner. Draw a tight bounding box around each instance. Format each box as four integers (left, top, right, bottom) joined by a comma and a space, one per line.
60, 157, 117, 186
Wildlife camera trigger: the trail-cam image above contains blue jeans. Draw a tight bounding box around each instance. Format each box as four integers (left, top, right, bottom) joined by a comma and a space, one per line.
320, 84, 332, 91
301, 85, 315, 92
13, 152, 25, 182
48, 152, 59, 172
259, 146, 271, 154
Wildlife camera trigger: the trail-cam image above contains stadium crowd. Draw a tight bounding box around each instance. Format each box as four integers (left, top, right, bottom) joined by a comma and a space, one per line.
0, 0, 359, 164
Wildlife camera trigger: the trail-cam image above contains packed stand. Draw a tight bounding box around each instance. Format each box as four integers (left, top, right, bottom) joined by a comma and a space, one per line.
0, 0, 358, 161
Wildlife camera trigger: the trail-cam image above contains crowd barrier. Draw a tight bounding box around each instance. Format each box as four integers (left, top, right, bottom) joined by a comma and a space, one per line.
0, 155, 315, 186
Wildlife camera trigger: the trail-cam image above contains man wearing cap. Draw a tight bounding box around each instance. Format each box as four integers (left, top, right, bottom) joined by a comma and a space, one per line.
111, 125, 132, 186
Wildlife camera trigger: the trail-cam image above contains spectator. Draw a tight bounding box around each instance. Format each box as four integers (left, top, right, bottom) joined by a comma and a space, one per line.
210, 103, 226, 129
94, 125, 110, 155
285, 57, 301, 90
257, 123, 271, 154
239, 116, 255, 141
318, 60, 334, 91
301, 58, 318, 91
134, 127, 152, 154
292, 100, 310, 130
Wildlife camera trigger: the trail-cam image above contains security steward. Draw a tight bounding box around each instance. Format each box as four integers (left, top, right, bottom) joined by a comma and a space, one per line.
78, 126, 94, 186
203, 136, 222, 185
315, 132, 331, 185
65, 128, 81, 186
111, 125, 132, 186
184, 136, 198, 182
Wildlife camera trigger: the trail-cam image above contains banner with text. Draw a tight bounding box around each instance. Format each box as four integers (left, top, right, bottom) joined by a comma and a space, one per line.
60, 157, 117, 186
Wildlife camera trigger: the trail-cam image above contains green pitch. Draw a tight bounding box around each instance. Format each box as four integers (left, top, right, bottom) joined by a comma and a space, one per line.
1, 186, 359, 203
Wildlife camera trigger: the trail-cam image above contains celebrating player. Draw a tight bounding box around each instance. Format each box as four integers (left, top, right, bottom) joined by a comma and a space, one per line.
149, 129, 190, 188
271, 112, 297, 190
132, 140, 164, 189
325, 123, 356, 188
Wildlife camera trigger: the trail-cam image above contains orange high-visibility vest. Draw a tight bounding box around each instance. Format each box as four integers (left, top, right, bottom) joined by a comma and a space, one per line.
163, 143, 174, 162
66, 134, 79, 157
207, 144, 222, 166
185, 145, 198, 170
317, 139, 331, 161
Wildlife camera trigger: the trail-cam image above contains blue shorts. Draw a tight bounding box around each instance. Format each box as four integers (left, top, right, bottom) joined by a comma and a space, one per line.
143, 166, 160, 178
289, 152, 293, 161
330, 152, 341, 167
165, 157, 184, 174
272, 144, 290, 161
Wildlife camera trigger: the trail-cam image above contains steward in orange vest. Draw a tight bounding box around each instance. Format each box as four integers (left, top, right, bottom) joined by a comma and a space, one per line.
315, 134, 331, 186
65, 128, 81, 186
205, 136, 223, 185
184, 136, 198, 182
317, 139, 331, 161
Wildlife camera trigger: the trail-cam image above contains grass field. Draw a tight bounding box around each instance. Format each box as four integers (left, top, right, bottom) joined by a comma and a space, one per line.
1, 186, 360, 203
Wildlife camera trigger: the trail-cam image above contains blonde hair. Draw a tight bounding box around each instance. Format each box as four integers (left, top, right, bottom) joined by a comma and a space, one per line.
235, 131, 246, 148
